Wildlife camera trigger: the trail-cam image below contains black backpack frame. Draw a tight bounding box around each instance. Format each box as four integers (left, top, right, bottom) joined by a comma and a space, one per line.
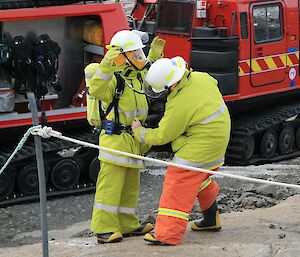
100, 73, 125, 123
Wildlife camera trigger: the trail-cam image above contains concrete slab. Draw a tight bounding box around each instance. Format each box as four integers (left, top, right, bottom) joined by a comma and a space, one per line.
1, 195, 299, 257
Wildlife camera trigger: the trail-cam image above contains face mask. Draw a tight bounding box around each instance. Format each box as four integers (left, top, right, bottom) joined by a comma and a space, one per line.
125, 49, 148, 70
142, 79, 167, 99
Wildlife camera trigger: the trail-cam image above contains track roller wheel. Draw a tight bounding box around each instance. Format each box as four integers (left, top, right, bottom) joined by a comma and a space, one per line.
296, 126, 300, 150
0, 171, 15, 199
242, 135, 255, 160
74, 147, 90, 156
17, 164, 39, 195
260, 130, 278, 158
278, 127, 295, 154
51, 159, 80, 190
89, 157, 100, 183
73, 147, 92, 172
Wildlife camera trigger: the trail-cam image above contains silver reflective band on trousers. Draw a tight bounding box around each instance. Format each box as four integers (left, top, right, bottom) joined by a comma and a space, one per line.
94, 201, 136, 214
99, 150, 144, 167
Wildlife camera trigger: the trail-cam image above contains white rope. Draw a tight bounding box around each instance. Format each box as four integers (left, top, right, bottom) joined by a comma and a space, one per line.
31, 126, 300, 190
0, 125, 41, 176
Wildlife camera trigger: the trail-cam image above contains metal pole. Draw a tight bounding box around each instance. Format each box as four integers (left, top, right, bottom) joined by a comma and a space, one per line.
27, 92, 49, 257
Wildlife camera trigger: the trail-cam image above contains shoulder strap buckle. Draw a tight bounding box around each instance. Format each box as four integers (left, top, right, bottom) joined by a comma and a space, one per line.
115, 87, 123, 98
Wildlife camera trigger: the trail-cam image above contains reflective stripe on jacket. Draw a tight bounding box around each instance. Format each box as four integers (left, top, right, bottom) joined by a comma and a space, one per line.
133, 70, 231, 170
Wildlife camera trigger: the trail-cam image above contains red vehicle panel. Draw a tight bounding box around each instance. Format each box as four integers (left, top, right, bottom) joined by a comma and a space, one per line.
132, 0, 300, 165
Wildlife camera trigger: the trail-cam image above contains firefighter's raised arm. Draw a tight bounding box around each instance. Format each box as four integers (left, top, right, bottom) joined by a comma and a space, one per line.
88, 48, 120, 104
147, 36, 166, 63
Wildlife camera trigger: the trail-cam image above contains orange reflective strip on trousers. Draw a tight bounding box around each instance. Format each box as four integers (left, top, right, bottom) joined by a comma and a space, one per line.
154, 166, 220, 245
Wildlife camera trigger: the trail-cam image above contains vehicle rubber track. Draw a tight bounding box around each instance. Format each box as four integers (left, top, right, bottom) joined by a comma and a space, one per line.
0, 127, 97, 166
226, 100, 300, 166
0, 126, 99, 207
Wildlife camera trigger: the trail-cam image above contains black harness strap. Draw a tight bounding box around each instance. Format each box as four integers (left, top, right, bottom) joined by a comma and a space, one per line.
102, 72, 125, 123
124, 68, 133, 77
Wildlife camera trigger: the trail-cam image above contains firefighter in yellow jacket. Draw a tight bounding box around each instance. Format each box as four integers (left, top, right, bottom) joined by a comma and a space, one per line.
87, 30, 165, 244
132, 56, 231, 245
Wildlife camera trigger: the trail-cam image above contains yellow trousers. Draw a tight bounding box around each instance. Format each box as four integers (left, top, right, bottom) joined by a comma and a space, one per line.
91, 162, 140, 234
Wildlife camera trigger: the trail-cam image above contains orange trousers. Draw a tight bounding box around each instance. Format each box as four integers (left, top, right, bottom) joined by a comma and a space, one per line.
154, 166, 219, 245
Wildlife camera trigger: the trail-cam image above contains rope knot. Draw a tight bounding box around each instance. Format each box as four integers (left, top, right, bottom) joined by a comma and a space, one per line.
31, 126, 61, 138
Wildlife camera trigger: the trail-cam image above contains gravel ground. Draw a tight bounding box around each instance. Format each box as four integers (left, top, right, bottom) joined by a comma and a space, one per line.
0, 153, 300, 248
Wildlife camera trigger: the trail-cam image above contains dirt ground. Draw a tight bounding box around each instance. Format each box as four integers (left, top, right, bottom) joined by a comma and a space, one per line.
1, 194, 299, 257
1, 157, 300, 249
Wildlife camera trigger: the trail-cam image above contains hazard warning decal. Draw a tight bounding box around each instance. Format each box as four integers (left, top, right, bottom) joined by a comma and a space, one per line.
239, 51, 299, 76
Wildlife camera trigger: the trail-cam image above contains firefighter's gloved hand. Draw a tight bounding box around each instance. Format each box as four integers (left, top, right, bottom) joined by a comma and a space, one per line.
132, 118, 142, 131
150, 36, 166, 58
104, 47, 121, 65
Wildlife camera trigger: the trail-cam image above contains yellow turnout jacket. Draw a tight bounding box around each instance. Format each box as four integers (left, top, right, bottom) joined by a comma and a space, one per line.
133, 70, 231, 170
87, 49, 161, 169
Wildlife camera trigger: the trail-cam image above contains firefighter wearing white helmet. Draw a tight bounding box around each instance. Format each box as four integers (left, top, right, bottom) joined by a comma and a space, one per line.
144, 56, 186, 93
132, 56, 231, 245
88, 30, 166, 244
110, 30, 145, 51
105, 30, 164, 70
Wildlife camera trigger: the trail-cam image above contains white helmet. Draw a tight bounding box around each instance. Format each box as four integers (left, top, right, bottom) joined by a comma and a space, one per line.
145, 56, 186, 93
110, 30, 145, 52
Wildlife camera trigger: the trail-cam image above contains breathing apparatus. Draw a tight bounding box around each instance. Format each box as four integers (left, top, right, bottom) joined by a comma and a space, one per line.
106, 30, 167, 99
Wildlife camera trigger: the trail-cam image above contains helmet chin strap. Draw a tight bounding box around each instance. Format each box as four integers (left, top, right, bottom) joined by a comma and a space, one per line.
166, 87, 172, 96
143, 61, 152, 70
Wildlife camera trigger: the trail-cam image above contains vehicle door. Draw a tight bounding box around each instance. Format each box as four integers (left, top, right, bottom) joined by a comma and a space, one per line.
250, 1, 287, 87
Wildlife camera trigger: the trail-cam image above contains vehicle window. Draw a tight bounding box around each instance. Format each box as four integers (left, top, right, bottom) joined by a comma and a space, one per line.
157, 1, 195, 35
240, 12, 248, 39
253, 4, 282, 43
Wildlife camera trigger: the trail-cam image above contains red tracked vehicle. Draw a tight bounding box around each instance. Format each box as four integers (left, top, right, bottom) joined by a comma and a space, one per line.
132, 0, 300, 164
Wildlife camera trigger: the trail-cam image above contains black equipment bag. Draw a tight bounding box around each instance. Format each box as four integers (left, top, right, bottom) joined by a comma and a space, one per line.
10, 35, 35, 93
9, 34, 61, 101
35, 34, 62, 94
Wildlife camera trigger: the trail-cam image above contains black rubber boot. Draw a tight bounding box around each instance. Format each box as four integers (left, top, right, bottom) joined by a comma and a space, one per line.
191, 201, 222, 231
123, 223, 154, 237
144, 232, 175, 246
